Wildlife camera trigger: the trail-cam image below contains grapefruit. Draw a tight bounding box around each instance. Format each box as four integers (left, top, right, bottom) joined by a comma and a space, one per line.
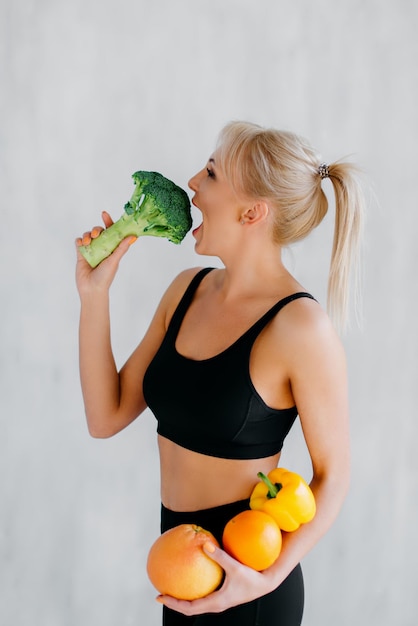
147, 524, 224, 600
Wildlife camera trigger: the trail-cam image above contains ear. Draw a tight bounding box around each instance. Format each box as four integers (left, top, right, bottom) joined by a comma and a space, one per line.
240, 201, 269, 225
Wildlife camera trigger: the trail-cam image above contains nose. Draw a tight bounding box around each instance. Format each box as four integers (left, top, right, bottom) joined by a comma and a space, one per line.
188, 168, 204, 192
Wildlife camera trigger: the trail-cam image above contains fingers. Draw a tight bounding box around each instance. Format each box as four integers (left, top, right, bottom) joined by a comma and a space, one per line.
203, 543, 239, 571
157, 584, 228, 617
84, 225, 104, 244
76, 212, 113, 248
91, 226, 104, 238
102, 211, 114, 228
81, 232, 92, 246
76, 224, 104, 248
75, 237, 90, 264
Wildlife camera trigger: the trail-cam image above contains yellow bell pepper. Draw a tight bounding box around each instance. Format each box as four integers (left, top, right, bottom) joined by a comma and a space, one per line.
250, 468, 316, 532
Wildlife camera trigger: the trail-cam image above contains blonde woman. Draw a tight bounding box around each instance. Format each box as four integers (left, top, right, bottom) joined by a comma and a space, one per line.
76, 121, 364, 625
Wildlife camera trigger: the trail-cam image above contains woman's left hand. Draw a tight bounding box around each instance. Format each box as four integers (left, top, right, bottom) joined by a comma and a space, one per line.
156, 542, 278, 616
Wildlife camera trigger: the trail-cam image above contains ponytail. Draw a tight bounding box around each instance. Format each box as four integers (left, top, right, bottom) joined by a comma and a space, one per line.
327, 162, 364, 332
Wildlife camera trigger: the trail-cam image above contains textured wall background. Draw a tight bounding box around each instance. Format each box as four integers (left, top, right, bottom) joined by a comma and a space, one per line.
1, 1, 417, 624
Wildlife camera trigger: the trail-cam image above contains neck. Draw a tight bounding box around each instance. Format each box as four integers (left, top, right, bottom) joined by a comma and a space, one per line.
214, 243, 292, 301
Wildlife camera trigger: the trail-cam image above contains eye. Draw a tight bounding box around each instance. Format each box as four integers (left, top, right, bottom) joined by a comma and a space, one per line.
206, 167, 215, 178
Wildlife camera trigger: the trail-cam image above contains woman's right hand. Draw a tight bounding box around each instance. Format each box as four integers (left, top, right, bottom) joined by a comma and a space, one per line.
75, 211, 137, 297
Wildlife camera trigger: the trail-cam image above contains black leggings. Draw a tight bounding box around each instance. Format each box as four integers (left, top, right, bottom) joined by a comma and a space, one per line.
160, 499, 304, 626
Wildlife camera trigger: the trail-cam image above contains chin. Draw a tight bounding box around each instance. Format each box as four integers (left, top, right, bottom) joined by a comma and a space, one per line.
195, 245, 213, 257
194, 237, 224, 259
194, 240, 209, 255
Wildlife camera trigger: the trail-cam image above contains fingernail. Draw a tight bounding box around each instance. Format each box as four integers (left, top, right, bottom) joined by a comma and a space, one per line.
204, 541, 216, 554
156, 596, 164, 604
129, 236, 137, 245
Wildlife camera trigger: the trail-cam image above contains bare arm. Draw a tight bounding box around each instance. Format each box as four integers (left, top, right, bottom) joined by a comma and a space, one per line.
76, 219, 157, 437
77, 282, 167, 438
265, 303, 350, 587
76, 212, 200, 438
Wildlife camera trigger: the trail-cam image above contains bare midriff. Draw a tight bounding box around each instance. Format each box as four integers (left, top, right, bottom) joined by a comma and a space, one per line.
158, 434, 280, 512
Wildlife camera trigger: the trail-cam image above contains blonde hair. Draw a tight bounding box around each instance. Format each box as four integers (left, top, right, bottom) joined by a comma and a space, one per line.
215, 121, 365, 332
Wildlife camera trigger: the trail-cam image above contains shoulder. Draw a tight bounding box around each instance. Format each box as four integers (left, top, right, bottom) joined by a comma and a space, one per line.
278, 294, 333, 336
272, 295, 346, 372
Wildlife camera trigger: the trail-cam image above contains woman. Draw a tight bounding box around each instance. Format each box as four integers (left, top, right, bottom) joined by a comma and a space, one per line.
76, 121, 364, 625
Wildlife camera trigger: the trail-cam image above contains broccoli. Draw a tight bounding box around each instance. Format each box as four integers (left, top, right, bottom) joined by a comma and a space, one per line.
79, 170, 192, 267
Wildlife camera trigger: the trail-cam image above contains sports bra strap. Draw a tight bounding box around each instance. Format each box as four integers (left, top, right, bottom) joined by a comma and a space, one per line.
165, 267, 215, 338
245, 291, 316, 340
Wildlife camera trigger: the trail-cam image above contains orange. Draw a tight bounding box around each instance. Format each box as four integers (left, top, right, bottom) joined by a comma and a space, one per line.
222, 510, 282, 571
146, 524, 224, 600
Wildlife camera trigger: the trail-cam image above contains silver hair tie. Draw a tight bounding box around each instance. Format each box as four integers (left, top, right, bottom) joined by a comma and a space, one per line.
318, 163, 330, 179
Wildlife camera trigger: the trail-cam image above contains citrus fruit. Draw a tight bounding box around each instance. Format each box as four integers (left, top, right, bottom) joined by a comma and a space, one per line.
222, 509, 282, 571
146, 524, 224, 600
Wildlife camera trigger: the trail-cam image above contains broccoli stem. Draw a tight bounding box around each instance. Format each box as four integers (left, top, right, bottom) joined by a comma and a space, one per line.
79, 213, 141, 268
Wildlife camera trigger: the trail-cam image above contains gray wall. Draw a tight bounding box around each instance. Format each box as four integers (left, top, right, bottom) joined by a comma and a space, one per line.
1, 1, 417, 624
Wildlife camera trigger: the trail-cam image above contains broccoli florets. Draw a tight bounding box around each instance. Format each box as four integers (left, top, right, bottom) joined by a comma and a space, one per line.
79, 170, 192, 267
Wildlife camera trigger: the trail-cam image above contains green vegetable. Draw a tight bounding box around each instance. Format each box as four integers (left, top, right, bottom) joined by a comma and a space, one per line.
79, 170, 192, 267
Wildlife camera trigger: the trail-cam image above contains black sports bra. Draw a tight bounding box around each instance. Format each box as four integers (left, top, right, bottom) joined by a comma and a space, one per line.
143, 268, 315, 460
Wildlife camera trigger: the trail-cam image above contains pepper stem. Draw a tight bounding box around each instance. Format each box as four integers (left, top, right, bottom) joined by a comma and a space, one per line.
257, 472, 282, 499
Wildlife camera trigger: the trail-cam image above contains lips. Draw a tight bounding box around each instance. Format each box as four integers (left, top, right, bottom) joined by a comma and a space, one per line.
192, 223, 202, 237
